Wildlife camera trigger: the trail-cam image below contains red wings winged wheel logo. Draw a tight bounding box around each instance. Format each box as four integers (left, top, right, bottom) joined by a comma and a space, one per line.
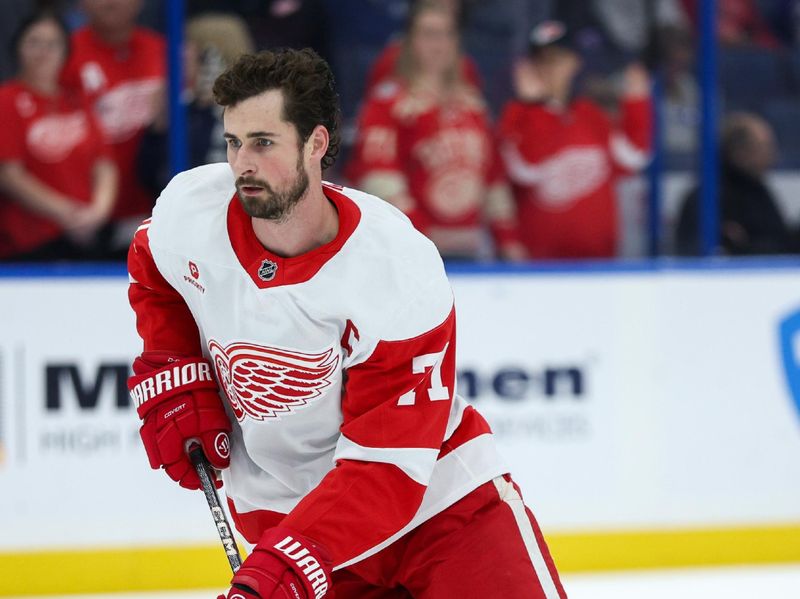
208, 340, 340, 422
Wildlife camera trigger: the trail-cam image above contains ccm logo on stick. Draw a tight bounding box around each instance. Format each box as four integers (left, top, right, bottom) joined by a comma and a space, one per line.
211, 506, 239, 557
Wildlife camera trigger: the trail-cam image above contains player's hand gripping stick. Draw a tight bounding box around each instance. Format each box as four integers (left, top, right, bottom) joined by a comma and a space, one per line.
193, 434, 333, 599
217, 526, 333, 599
129, 354, 232, 489
188, 444, 243, 573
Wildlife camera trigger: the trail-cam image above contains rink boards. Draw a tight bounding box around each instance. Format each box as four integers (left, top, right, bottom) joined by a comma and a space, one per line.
1, 261, 799, 594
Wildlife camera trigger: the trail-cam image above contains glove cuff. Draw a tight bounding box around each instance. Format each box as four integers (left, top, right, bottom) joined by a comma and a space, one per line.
128, 356, 218, 418
257, 526, 332, 598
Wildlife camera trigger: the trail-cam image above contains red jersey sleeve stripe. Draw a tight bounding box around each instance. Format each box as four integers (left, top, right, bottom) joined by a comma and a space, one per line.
128, 221, 203, 356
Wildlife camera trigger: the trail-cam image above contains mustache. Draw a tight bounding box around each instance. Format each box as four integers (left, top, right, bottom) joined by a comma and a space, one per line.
235, 176, 272, 190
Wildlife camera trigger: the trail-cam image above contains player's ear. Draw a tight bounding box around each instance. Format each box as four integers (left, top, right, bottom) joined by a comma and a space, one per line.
306, 125, 329, 163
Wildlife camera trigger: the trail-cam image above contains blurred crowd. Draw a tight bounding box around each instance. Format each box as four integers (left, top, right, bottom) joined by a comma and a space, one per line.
1, 0, 799, 263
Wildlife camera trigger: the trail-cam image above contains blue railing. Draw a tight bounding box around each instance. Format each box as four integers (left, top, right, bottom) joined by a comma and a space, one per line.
167, 0, 187, 176
2, 257, 799, 279
698, 0, 720, 257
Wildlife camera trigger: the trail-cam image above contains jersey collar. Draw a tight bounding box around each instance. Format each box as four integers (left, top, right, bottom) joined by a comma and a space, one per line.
227, 183, 361, 289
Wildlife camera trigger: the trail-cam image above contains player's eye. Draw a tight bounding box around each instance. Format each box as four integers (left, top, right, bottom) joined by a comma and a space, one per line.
226, 138, 241, 149
255, 138, 273, 147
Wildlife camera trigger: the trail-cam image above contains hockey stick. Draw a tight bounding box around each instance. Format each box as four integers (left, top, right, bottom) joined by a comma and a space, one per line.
188, 445, 243, 573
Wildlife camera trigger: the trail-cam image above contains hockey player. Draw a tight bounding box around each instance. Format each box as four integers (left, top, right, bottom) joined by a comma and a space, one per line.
127, 47, 567, 599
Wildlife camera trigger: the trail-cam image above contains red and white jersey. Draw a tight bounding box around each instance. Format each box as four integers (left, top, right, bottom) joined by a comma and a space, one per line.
0, 80, 109, 257
346, 81, 518, 259
128, 163, 506, 568
61, 27, 166, 220
497, 97, 651, 259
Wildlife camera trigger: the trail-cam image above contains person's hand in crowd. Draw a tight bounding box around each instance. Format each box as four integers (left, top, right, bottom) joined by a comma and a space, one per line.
513, 58, 549, 102
64, 157, 117, 245
40, 196, 104, 247
65, 202, 111, 245
45, 197, 82, 229
622, 62, 651, 99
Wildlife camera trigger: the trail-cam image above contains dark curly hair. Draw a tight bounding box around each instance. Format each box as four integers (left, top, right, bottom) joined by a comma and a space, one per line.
213, 48, 341, 171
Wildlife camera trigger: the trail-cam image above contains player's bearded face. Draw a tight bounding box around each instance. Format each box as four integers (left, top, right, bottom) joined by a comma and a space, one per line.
235, 150, 309, 221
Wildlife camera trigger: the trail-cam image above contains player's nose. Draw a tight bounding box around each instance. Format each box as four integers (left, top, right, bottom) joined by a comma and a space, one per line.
231, 147, 257, 177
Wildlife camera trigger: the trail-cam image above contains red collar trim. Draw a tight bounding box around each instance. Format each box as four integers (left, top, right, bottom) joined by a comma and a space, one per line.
227, 183, 361, 289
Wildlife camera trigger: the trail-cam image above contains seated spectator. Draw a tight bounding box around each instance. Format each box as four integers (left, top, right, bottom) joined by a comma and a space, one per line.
0, 10, 117, 261
497, 21, 652, 259
347, 0, 523, 261
138, 12, 255, 194
676, 112, 798, 255
60, 0, 166, 259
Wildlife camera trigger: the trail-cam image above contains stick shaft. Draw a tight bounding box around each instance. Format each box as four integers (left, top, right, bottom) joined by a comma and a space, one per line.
189, 446, 243, 573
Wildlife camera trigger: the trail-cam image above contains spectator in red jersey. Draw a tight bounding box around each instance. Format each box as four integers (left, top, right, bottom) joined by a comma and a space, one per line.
60, 0, 166, 259
347, 0, 524, 261
497, 20, 652, 259
0, 10, 117, 261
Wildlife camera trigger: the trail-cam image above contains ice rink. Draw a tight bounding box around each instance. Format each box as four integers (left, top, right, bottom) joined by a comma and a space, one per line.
8, 564, 800, 599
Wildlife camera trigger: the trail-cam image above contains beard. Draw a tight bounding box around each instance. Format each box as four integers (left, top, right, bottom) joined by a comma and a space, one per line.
235, 156, 309, 222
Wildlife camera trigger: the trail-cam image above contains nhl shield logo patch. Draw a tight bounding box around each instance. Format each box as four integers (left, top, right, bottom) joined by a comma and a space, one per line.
258, 259, 278, 282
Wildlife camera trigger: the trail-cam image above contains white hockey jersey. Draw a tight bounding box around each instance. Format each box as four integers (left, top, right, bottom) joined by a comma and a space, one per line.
128, 163, 506, 568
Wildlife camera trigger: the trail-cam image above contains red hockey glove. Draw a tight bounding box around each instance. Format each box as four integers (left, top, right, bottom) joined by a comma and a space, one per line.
218, 527, 332, 599
128, 353, 231, 490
